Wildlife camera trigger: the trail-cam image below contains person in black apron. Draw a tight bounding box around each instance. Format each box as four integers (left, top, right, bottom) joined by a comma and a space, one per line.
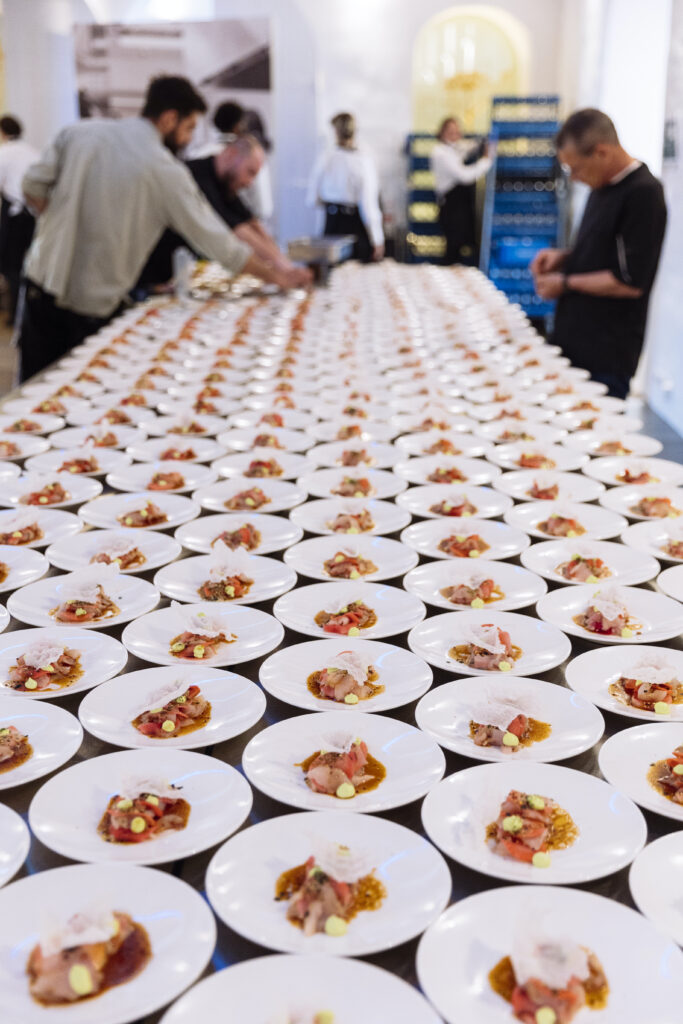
431, 117, 492, 266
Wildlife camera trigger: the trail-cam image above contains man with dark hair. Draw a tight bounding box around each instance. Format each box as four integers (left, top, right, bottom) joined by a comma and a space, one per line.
213, 101, 244, 136
532, 107, 667, 399
0, 114, 38, 322
16, 75, 308, 381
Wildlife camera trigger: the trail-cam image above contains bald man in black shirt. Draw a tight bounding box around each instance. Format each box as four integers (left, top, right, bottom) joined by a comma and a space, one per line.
532, 109, 667, 399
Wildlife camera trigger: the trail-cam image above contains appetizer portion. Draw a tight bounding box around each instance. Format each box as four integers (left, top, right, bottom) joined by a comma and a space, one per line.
50, 567, 120, 623
245, 457, 283, 479
336, 424, 362, 440
0, 439, 21, 458
197, 541, 254, 601
147, 471, 185, 491
537, 513, 585, 538
213, 521, 261, 551
21, 481, 70, 506
323, 549, 378, 579
299, 737, 385, 798
326, 506, 375, 534
486, 790, 578, 866
91, 538, 146, 570
6, 418, 41, 433
27, 909, 151, 1005
6, 639, 82, 692
595, 440, 631, 456
118, 500, 168, 528
555, 553, 610, 583
429, 493, 477, 517
85, 430, 118, 448
33, 398, 66, 415
609, 654, 683, 713
413, 417, 449, 432
518, 453, 556, 470
0, 560, 7, 583
467, 695, 550, 753
574, 587, 639, 638
225, 486, 270, 511
424, 438, 461, 455
131, 681, 211, 738
0, 723, 33, 772
648, 744, 683, 804
441, 573, 503, 608
497, 430, 534, 443
663, 536, 683, 560
427, 465, 466, 484
340, 448, 371, 466
307, 649, 383, 704
331, 476, 373, 498
450, 623, 521, 671
438, 532, 490, 558
529, 479, 559, 501
169, 419, 206, 435
169, 605, 236, 660
616, 466, 658, 485
96, 408, 131, 425
252, 433, 283, 449
0, 514, 43, 545
315, 599, 377, 636
630, 495, 681, 519
98, 781, 190, 843
59, 455, 100, 474
260, 412, 284, 428
160, 445, 196, 461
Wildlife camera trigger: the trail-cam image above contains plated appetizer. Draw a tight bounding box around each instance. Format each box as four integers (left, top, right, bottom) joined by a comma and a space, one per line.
497, 429, 535, 443
0, 513, 43, 545
252, 432, 283, 448
537, 513, 585, 538
50, 567, 120, 624
6, 418, 41, 433
609, 653, 683, 713
574, 587, 640, 638
147, 470, 185, 491
450, 622, 521, 671
437, 532, 490, 558
97, 408, 132, 425
429, 493, 477, 517
340, 447, 372, 465
466, 693, 551, 754
169, 419, 206, 435
32, 398, 67, 415
131, 681, 212, 739
630, 495, 681, 519
160, 445, 197, 461
117, 500, 168, 528
0, 439, 21, 458
648, 743, 683, 804
5, 638, 82, 693
299, 737, 385, 799
427, 465, 466, 484
326, 506, 375, 534
423, 438, 461, 455
245, 457, 283, 478
518, 452, 556, 470
323, 549, 378, 579
486, 789, 578, 867
555, 552, 610, 583
169, 605, 236, 660
59, 454, 100, 474
332, 476, 373, 498
616, 465, 658, 485
197, 542, 254, 601
21, 481, 70, 506
440, 572, 503, 608
0, 723, 32, 772
663, 535, 683, 559
306, 650, 384, 705
595, 439, 631, 456
225, 486, 270, 511
212, 521, 261, 551
528, 479, 558, 501
98, 780, 190, 844
91, 537, 146, 570
336, 424, 362, 440
315, 598, 377, 636
85, 430, 118, 448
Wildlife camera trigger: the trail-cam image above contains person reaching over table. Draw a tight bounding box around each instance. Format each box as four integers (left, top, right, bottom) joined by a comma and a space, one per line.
532, 108, 667, 400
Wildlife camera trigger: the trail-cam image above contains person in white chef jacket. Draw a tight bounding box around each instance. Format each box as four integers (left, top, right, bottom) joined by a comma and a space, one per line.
307, 112, 384, 263
0, 115, 38, 322
430, 116, 492, 266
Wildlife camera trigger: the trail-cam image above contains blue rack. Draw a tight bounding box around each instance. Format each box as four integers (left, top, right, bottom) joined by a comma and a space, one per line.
405, 133, 446, 263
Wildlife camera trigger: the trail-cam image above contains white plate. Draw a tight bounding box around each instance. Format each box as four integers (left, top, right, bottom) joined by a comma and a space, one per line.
296, 467, 406, 500
416, 884, 683, 1024
562, 429, 663, 457
106, 460, 217, 493
0, 507, 82, 548
0, 804, 29, 887
121, 603, 284, 666
466, 402, 553, 423
306, 439, 402, 468
175, 511, 302, 554
536, 584, 683, 643
306, 419, 396, 443
520, 538, 660, 587
408, 609, 572, 676
8, 571, 159, 629
48, 424, 146, 450
243, 710, 445, 812
283, 534, 418, 582
193, 477, 307, 513
217, 426, 314, 452
230, 409, 315, 431
554, 411, 644, 435
212, 448, 313, 481
400, 517, 531, 561
504, 500, 627, 539
621, 518, 683, 564
599, 483, 683, 521
273, 580, 426, 639
394, 431, 488, 458
404, 559, 547, 612
46, 527, 182, 574
3, 396, 93, 420
66, 404, 157, 427
629, 832, 683, 945
415, 674, 604, 761
0, 626, 127, 698
546, 392, 627, 414
143, 413, 226, 437
0, 472, 102, 509
487, 441, 589, 472
0, 462, 21, 485
24, 446, 133, 477
0, 694, 83, 788
493, 468, 605, 503
657, 563, 683, 602
565, 644, 683, 722
160, 953, 442, 1024
0, 863, 216, 1024
394, 455, 500, 487
79, 491, 200, 530
78, 664, 265, 750
396, 484, 512, 520
29, 747, 252, 865
472, 419, 565, 446
598, 723, 683, 821
0, 545, 49, 592
0, 432, 50, 460
126, 436, 226, 463
289, 497, 411, 536
421, 762, 645, 883
153, 551, 297, 605
259, 637, 432, 713
583, 455, 683, 487
0, 412, 64, 434
205, 810, 450, 955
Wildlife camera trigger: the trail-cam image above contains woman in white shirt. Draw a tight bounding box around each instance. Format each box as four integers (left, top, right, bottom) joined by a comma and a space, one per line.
307, 113, 383, 262
430, 116, 492, 266
0, 115, 38, 322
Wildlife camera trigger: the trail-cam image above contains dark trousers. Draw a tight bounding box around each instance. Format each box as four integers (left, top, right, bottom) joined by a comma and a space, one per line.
16, 280, 120, 383
438, 183, 477, 266
0, 198, 34, 324
323, 203, 372, 263
588, 370, 630, 401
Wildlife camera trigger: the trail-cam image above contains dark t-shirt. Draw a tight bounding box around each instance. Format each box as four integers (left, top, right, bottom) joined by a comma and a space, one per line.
551, 163, 667, 378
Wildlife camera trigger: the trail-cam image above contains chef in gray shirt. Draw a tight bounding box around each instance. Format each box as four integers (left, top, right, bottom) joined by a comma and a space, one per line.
17, 75, 310, 381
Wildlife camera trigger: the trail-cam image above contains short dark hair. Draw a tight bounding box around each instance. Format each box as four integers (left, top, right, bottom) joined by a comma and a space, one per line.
141, 76, 207, 121
214, 101, 244, 134
437, 117, 459, 141
556, 108, 619, 155
0, 115, 22, 139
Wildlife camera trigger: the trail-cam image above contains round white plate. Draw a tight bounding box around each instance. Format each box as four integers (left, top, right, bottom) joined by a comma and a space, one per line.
0, 432, 50, 460
629, 832, 683, 945
0, 862, 216, 1024
0, 462, 21, 485
106, 460, 217, 494
562, 429, 663, 457
400, 517, 530, 561
598, 723, 683, 821
217, 426, 314, 452
283, 534, 418, 582
0, 694, 83, 788
466, 402, 553, 423
175, 511, 302, 555
416, 674, 604, 762
487, 441, 589, 472
306, 419, 396, 444
8, 571, 159, 629
536, 583, 683, 643
394, 431, 488, 458
408, 609, 572, 676
493, 468, 604, 503
273, 580, 426, 639
0, 507, 82, 548
520, 538, 660, 587
0, 412, 64, 434
48, 424, 146, 450
79, 492, 200, 530
230, 409, 315, 431
396, 484, 512, 520
307, 439, 402, 468
472, 419, 565, 446
259, 637, 432, 713
504, 500, 627, 540
121, 603, 284, 667
46, 527, 182, 574
243, 710, 445, 812
565, 644, 683, 722
3, 396, 92, 420
546, 392, 626, 415
143, 413, 226, 437
394, 455, 500, 487
599, 483, 683, 521
421, 761, 645, 883
29, 747, 253, 865
78, 664, 265, 750
621, 518, 683, 564
66, 404, 156, 427
0, 626, 127, 699
205, 810, 450, 955
153, 552, 297, 605
0, 804, 29, 886
0, 545, 49, 592
583, 455, 683, 487
0, 472, 102, 509
159, 953, 442, 1024
289, 497, 411, 536
404, 559, 547, 612
25, 445, 133, 477
296, 467, 406, 500
657, 563, 683, 603
416, 884, 683, 1024
193, 477, 307, 514
212, 449, 312, 482
126, 436, 226, 463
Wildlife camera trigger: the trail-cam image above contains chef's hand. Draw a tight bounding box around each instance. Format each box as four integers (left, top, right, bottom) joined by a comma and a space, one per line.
277, 265, 314, 289
534, 272, 566, 299
530, 248, 566, 276
372, 244, 384, 262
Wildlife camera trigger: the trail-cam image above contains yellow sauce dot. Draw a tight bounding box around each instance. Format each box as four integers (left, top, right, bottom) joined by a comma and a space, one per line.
567, 530, 577, 538
535, 1008, 557, 1024
532, 852, 551, 868
498, 661, 512, 672
621, 627, 633, 638
324, 915, 348, 937
673, 764, 683, 776
502, 731, 519, 747
25, 678, 38, 690
193, 645, 205, 658
586, 575, 598, 583
654, 701, 671, 715
347, 627, 360, 637
336, 782, 356, 799
344, 693, 359, 704
130, 817, 147, 834
68, 964, 94, 997
161, 720, 175, 733
470, 597, 485, 608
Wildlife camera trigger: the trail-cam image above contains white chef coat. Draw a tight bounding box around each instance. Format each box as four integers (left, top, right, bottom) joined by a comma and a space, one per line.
307, 146, 383, 246
0, 138, 39, 214
430, 140, 492, 200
